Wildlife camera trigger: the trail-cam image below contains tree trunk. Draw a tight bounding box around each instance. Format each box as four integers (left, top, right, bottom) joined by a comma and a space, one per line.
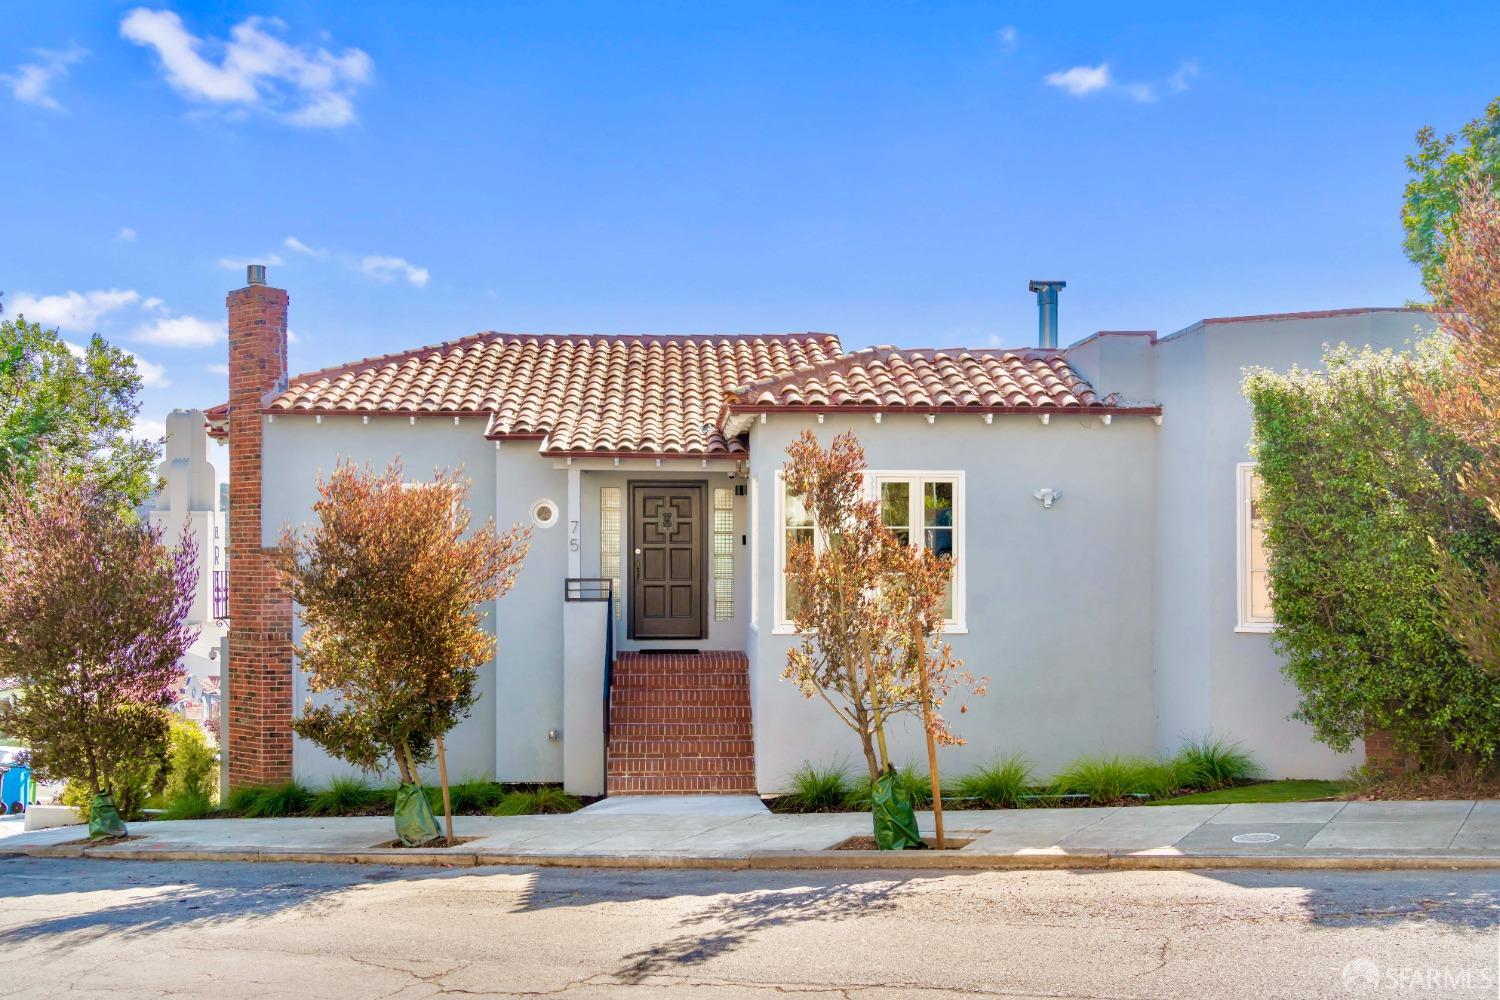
394, 740, 415, 785
435, 731, 454, 843
914, 619, 945, 849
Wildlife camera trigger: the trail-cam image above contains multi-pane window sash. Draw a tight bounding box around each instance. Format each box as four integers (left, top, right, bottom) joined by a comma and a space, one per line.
778, 471, 963, 628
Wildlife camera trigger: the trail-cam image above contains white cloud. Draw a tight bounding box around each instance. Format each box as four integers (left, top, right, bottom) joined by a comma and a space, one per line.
997, 26, 1018, 55
128, 352, 170, 388
133, 417, 167, 442
1169, 58, 1199, 93
360, 255, 429, 288
133, 314, 225, 348
287, 329, 301, 344
1045, 59, 1197, 104
217, 252, 285, 271
119, 9, 373, 129
117, 227, 138, 242
2, 43, 87, 112
206, 362, 230, 375
1045, 63, 1113, 97
283, 235, 321, 256
142, 296, 165, 311
11, 289, 141, 332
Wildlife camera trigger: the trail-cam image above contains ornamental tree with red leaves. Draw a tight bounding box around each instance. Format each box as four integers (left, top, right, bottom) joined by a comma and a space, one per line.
1415, 178, 1500, 681
780, 431, 986, 785
0, 463, 198, 823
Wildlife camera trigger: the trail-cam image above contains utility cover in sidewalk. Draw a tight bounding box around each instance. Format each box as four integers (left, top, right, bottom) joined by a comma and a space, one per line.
1232, 832, 1281, 844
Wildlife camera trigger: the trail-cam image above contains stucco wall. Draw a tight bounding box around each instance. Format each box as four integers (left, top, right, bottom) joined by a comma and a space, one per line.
1150, 309, 1438, 778
745, 412, 1160, 791
260, 415, 506, 785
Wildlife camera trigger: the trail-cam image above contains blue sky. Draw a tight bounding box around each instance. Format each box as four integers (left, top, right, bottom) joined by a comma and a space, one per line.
4, 3, 1497, 442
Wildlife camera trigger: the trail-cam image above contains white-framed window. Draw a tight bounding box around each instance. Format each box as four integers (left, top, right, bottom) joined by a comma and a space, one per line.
773, 470, 965, 633
1236, 462, 1274, 632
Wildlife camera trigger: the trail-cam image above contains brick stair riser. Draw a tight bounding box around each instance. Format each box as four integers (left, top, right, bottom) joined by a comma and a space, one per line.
608, 756, 755, 775
608, 739, 756, 758
611, 688, 749, 708
609, 722, 753, 739
609, 705, 751, 724
611, 672, 748, 689
607, 775, 757, 794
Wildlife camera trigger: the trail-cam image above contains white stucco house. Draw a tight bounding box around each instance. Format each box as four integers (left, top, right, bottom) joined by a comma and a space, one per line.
209, 266, 1436, 793
145, 408, 227, 728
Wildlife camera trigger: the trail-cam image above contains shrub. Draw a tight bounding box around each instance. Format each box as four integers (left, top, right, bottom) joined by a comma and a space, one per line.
779, 762, 855, 812
952, 755, 1034, 808
1245, 342, 1500, 766
62, 745, 166, 822
491, 786, 581, 816
1172, 736, 1262, 790
162, 718, 218, 805
222, 784, 263, 817
307, 776, 375, 817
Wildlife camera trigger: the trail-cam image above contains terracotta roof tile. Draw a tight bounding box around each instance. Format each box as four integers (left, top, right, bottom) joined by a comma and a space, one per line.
724, 346, 1116, 413
239, 332, 842, 456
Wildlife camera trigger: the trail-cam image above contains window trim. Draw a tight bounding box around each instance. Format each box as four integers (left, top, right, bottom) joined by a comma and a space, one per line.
1236, 462, 1275, 633
773, 469, 966, 635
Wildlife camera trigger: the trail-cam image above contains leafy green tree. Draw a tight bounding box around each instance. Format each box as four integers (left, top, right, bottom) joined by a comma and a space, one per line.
0, 463, 199, 836
1413, 179, 1500, 682
0, 306, 159, 509
1245, 343, 1500, 768
276, 461, 530, 845
1403, 97, 1500, 291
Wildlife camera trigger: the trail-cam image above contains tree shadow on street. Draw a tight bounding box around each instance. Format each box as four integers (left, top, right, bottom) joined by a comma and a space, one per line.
594, 872, 926, 984
0, 857, 468, 952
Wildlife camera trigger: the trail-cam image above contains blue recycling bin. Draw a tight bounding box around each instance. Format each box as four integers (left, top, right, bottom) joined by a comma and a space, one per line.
0, 763, 33, 813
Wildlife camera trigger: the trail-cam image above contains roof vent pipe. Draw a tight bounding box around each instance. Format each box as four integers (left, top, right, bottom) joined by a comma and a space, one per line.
1028, 280, 1066, 349
246, 264, 267, 286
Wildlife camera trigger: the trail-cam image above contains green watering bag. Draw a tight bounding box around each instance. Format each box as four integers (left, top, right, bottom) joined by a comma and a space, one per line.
394, 782, 441, 847
89, 793, 127, 839
870, 770, 925, 851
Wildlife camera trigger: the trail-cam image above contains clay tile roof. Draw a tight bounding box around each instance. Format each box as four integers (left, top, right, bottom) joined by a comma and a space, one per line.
723, 346, 1117, 414
234, 332, 842, 457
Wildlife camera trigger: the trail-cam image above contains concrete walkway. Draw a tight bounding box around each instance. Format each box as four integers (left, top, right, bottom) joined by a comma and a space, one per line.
3, 799, 1498, 870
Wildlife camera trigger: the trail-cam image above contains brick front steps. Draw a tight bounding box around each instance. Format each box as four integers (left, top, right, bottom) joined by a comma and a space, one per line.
607, 651, 756, 795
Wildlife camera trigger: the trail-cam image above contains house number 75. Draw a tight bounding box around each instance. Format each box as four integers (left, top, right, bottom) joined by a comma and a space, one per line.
569, 519, 579, 552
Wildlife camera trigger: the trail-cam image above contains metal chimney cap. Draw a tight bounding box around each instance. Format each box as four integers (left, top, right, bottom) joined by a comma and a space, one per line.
1028, 279, 1066, 292
246, 264, 267, 286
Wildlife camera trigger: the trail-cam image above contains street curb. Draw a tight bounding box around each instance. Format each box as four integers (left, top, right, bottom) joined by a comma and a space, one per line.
5, 842, 1500, 872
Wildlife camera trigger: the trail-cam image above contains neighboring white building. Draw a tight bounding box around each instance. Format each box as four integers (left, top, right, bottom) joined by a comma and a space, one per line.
148, 408, 228, 711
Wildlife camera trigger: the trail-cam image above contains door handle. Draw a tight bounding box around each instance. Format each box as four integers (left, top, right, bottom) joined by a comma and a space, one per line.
634, 549, 642, 580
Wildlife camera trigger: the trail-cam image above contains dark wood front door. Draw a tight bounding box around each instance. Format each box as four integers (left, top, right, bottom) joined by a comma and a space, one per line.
630, 484, 705, 639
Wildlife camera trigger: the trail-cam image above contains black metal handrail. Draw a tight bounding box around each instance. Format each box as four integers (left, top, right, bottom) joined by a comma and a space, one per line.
565, 578, 615, 792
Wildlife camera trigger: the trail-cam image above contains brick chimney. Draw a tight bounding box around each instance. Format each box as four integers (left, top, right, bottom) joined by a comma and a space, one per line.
225, 266, 293, 789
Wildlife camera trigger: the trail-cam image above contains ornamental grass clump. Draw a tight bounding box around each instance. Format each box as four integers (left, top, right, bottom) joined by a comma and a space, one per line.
276, 461, 530, 846
1172, 736, 1262, 791
779, 762, 856, 813
0, 464, 198, 838
952, 755, 1035, 808
491, 786, 580, 816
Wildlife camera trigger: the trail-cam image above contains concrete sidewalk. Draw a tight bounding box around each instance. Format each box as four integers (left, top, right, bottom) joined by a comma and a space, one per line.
2, 798, 1497, 871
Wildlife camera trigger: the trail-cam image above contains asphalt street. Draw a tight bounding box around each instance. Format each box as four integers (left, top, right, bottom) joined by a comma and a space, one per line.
0, 857, 1495, 998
